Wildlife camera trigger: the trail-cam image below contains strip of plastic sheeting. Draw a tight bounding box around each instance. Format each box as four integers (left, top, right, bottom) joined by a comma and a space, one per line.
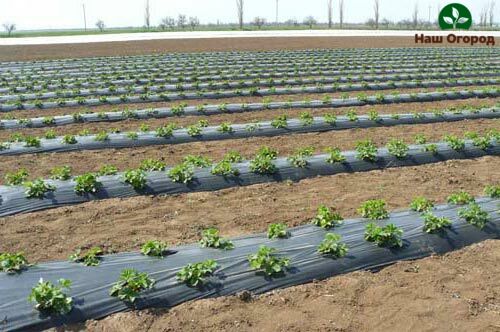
0, 198, 498, 331
1, 89, 498, 129
1, 71, 497, 103
0, 108, 498, 157
0, 141, 497, 217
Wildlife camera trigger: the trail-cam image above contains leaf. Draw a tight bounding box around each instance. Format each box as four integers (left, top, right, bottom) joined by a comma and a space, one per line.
457, 17, 469, 24
452, 7, 459, 19
443, 16, 454, 24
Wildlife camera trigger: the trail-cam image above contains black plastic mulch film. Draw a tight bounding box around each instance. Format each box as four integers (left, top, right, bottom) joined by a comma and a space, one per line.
0, 198, 498, 331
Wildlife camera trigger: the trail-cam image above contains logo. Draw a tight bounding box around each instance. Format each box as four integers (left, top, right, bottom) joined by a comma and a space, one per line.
439, 3, 472, 30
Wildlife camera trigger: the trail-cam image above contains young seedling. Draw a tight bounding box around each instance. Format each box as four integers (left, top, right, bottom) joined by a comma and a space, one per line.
0, 252, 30, 273
141, 240, 169, 257
4, 169, 29, 185
364, 223, 403, 248
183, 155, 212, 168
472, 136, 491, 150
222, 151, 243, 163
447, 191, 474, 205
109, 269, 155, 303
271, 114, 288, 128
325, 147, 346, 164
458, 203, 489, 229
140, 159, 166, 171
123, 169, 147, 190
423, 143, 438, 154
218, 122, 234, 133
211, 160, 240, 177
386, 139, 409, 159
168, 162, 194, 183
317, 233, 348, 258
414, 134, 427, 144
24, 179, 56, 198
29, 278, 73, 314
410, 196, 434, 212
358, 199, 389, 220
299, 112, 314, 126
287, 146, 314, 168
323, 113, 337, 125
74, 173, 101, 194
199, 228, 234, 250
311, 205, 343, 229
50, 166, 72, 180
422, 213, 452, 233
24, 136, 41, 148
126, 132, 138, 140
355, 140, 378, 162
62, 135, 77, 145
443, 135, 465, 151
98, 164, 118, 176
267, 223, 290, 239
155, 124, 176, 138
484, 184, 500, 198
69, 247, 104, 266
177, 259, 218, 287
248, 246, 290, 276
249, 147, 278, 174
346, 110, 358, 121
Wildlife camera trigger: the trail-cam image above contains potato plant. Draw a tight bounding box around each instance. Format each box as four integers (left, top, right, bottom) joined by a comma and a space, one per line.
358, 199, 389, 220
24, 179, 56, 198
364, 223, 403, 248
270, 114, 288, 128
250, 149, 277, 174
447, 191, 474, 205
458, 203, 489, 229
317, 233, 348, 258
29, 278, 72, 314
74, 173, 101, 194
4, 169, 29, 185
177, 259, 218, 287
24, 136, 41, 148
414, 133, 427, 144
325, 147, 346, 164
0, 252, 30, 273
311, 205, 343, 229
94, 131, 109, 142
386, 139, 409, 159
484, 184, 499, 198
218, 122, 233, 133
267, 223, 290, 239
248, 246, 290, 276
287, 146, 314, 168
355, 140, 378, 162
140, 159, 166, 171
199, 228, 234, 250
422, 213, 452, 233
109, 269, 155, 303
183, 155, 212, 168
98, 164, 118, 176
123, 169, 147, 190
168, 162, 194, 183
50, 166, 72, 180
62, 135, 77, 145
69, 247, 104, 266
443, 135, 465, 151
299, 112, 314, 126
410, 196, 434, 212
141, 240, 169, 257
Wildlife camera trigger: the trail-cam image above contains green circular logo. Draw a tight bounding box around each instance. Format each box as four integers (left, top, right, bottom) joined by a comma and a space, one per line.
439, 3, 472, 30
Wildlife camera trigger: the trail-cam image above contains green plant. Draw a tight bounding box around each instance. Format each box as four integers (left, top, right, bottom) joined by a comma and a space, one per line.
222, 151, 243, 163
250, 154, 277, 174
109, 269, 155, 303
4, 168, 28, 185
355, 140, 378, 162
218, 122, 233, 133
176, 259, 218, 287
358, 199, 389, 220
472, 136, 491, 150
325, 147, 346, 163
98, 164, 118, 176
0, 252, 30, 273
168, 162, 194, 183
364, 223, 403, 248
50, 166, 72, 180
183, 155, 212, 168
267, 223, 290, 239
139, 124, 150, 132
458, 203, 489, 229
199, 228, 234, 250
74, 173, 101, 194
422, 213, 452, 233
29, 278, 72, 314
346, 110, 358, 121
187, 124, 203, 136
94, 131, 109, 142
443, 135, 465, 151
248, 246, 289, 276
484, 185, 500, 198
324, 113, 337, 125
386, 139, 409, 158
69, 247, 104, 266
414, 134, 427, 144
287, 146, 314, 167
447, 191, 474, 205
24, 179, 56, 198
42, 116, 55, 125
271, 114, 288, 128
423, 143, 438, 154
317, 233, 348, 258
140, 159, 166, 171
62, 134, 77, 145
311, 205, 343, 229
123, 169, 147, 190
24, 136, 41, 148
410, 196, 434, 212
141, 240, 168, 257
126, 132, 138, 140
368, 110, 380, 121
155, 124, 176, 138
299, 112, 314, 126
211, 160, 240, 177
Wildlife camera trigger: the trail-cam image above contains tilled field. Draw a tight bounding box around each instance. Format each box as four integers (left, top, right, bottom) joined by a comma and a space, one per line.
0, 46, 498, 332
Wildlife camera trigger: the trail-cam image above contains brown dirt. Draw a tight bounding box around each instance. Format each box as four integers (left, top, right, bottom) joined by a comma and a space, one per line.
0, 98, 497, 141
2, 36, 498, 62
0, 156, 498, 263
2, 85, 491, 119
84, 239, 500, 332
0, 118, 497, 181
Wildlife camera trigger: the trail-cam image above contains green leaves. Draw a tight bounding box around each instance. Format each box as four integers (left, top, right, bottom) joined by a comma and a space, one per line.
410, 196, 434, 212
355, 139, 378, 162
287, 146, 314, 168
69, 247, 104, 266
250, 146, 278, 174
24, 179, 56, 198
325, 147, 346, 164
123, 169, 147, 190
270, 114, 288, 128
140, 159, 166, 171
4, 168, 28, 185
447, 191, 474, 205
110, 269, 155, 303
422, 213, 452, 233
141, 240, 169, 257
364, 223, 403, 248
458, 203, 489, 229
0, 252, 30, 273
386, 139, 409, 159
29, 278, 73, 314
177, 260, 218, 287
168, 162, 194, 183
74, 173, 101, 194
358, 199, 389, 220
199, 228, 234, 250
443, 135, 465, 151
248, 246, 289, 276
311, 205, 343, 229
267, 223, 290, 239
484, 184, 500, 198
317, 233, 348, 258
50, 166, 72, 180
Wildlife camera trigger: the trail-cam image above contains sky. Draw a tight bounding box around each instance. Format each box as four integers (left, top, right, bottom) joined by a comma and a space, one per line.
0, 0, 497, 31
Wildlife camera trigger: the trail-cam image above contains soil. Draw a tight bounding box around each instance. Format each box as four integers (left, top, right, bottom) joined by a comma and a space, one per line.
83, 239, 500, 332
2, 36, 499, 62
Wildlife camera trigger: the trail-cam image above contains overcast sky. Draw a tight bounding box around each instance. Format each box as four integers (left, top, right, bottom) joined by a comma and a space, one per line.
0, 0, 497, 30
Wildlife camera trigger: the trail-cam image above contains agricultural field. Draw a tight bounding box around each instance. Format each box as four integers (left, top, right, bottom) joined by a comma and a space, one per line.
0, 45, 498, 331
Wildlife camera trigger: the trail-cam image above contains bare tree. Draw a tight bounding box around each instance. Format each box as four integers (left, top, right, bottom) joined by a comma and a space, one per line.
489, 1, 495, 27
177, 14, 187, 29
189, 17, 200, 31
374, 0, 380, 29
303, 16, 317, 29
339, 0, 345, 29
327, 0, 333, 28
144, 0, 151, 29
253, 17, 266, 29
95, 20, 105, 32
479, 5, 488, 26
161, 17, 176, 30
285, 18, 299, 26
236, 0, 244, 29
412, 2, 419, 29
2, 23, 16, 36
381, 18, 391, 28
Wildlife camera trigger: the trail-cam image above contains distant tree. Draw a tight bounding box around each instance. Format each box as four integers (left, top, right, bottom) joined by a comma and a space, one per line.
373, 0, 380, 29
489, 1, 495, 27
177, 14, 187, 29
397, 19, 412, 29
285, 18, 299, 26
339, 0, 345, 29
236, 0, 244, 29
412, 2, 419, 29
303, 16, 317, 29
2, 23, 16, 36
327, 0, 333, 28
480, 6, 488, 27
95, 20, 105, 32
253, 17, 266, 29
144, 0, 151, 30
189, 17, 200, 31
381, 18, 391, 29
366, 18, 376, 28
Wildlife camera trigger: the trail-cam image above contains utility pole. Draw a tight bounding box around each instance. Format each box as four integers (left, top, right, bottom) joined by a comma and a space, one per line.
82, 3, 87, 31
276, 0, 279, 24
